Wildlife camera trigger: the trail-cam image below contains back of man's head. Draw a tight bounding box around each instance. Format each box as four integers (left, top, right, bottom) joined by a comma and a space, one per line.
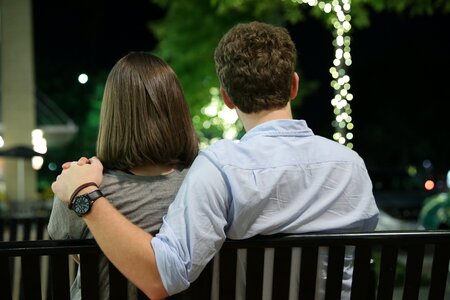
214, 21, 297, 114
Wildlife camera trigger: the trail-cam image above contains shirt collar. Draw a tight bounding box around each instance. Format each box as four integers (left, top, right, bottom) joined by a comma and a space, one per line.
240, 119, 314, 141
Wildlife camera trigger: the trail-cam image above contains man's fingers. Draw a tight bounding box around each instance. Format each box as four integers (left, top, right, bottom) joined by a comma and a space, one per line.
77, 157, 90, 165
62, 162, 72, 169
89, 156, 101, 165
89, 157, 104, 171
61, 157, 90, 169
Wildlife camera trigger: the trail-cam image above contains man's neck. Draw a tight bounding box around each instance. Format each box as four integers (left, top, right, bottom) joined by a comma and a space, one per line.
238, 104, 293, 132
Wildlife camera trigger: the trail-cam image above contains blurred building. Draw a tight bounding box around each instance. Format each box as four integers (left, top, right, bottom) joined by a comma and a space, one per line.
0, 0, 77, 204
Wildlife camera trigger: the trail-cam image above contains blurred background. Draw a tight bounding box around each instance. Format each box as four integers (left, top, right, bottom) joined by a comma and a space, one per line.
0, 0, 449, 230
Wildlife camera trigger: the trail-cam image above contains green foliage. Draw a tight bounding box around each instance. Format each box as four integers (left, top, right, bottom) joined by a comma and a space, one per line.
150, 0, 314, 139
351, 0, 450, 27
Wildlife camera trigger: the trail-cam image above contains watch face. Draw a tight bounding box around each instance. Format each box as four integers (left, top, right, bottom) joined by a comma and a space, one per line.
73, 195, 91, 216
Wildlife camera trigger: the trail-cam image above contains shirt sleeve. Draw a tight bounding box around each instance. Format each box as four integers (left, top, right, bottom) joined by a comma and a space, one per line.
47, 196, 88, 240
151, 153, 230, 295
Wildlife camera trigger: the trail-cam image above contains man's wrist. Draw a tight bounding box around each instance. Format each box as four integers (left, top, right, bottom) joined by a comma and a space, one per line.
69, 185, 103, 217
68, 182, 99, 209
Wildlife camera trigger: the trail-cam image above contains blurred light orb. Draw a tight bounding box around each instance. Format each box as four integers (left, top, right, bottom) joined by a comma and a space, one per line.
32, 156, 44, 170
48, 162, 57, 171
407, 165, 417, 176
422, 159, 432, 169
78, 73, 88, 84
424, 180, 435, 191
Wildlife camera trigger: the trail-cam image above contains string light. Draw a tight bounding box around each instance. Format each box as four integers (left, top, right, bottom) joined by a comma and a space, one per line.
294, 0, 354, 148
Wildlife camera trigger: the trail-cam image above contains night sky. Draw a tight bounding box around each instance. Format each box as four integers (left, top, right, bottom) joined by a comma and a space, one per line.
33, 0, 163, 72
32, 1, 450, 185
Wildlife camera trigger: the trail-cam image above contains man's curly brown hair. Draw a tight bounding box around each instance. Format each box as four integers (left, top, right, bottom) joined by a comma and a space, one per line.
214, 21, 297, 114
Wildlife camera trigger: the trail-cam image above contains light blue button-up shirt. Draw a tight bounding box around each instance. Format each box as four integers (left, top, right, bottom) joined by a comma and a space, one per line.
151, 119, 379, 295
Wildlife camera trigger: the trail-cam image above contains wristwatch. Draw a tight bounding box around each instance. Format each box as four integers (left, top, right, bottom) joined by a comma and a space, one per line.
70, 189, 103, 217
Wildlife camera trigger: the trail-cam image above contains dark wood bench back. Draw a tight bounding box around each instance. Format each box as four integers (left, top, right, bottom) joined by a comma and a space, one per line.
1, 231, 449, 300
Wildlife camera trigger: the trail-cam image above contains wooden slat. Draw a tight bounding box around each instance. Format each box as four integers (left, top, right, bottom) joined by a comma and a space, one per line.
376, 245, 398, 300
350, 245, 372, 300
49, 254, 70, 300
80, 253, 99, 300
21, 255, 42, 300
428, 244, 450, 300
402, 245, 424, 300
298, 246, 318, 300
0, 256, 12, 300
325, 245, 345, 300
219, 248, 237, 299
109, 261, 128, 300
245, 248, 264, 299
272, 247, 292, 299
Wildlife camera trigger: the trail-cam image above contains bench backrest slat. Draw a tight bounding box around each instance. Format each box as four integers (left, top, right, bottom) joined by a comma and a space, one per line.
219, 247, 237, 299
351, 245, 373, 300
298, 246, 318, 300
429, 244, 450, 299
0, 256, 13, 300
109, 262, 128, 300
325, 245, 345, 300
273, 247, 292, 299
245, 248, 264, 299
376, 245, 398, 300
49, 254, 71, 299
21, 255, 42, 300
403, 245, 425, 300
80, 252, 100, 300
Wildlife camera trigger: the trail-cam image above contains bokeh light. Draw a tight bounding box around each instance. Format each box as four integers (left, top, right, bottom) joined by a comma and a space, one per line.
78, 73, 88, 84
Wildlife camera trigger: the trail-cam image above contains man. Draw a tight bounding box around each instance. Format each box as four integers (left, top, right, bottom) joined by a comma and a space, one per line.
52, 21, 379, 299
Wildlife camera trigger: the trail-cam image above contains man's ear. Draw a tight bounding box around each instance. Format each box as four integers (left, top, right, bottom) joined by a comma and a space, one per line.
290, 72, 299, 100
221, 87, 235, 109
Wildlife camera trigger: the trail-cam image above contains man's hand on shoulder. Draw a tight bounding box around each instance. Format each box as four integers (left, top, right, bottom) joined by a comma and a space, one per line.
52, 156, 104, 203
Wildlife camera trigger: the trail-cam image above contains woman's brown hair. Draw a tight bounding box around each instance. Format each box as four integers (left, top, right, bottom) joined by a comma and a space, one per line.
96, 52, 198, 170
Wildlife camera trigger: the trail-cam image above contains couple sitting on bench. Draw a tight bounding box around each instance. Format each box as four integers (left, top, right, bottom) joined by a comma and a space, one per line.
50, 21, 379, 300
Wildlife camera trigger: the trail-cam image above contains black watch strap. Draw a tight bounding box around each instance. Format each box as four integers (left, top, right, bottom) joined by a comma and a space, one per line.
87, 189, 104, 202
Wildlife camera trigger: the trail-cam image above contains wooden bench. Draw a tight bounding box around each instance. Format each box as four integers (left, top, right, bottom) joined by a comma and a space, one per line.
1, 231, 449, 300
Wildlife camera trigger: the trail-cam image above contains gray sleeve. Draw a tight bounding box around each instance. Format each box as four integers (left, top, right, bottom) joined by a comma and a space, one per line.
47, 196, 88, 240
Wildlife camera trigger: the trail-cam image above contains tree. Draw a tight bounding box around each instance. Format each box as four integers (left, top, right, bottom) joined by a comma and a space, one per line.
149, 0, 450, 145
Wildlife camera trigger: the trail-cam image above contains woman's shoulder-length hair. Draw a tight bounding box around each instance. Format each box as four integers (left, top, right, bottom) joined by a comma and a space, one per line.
96, 52, 198, 170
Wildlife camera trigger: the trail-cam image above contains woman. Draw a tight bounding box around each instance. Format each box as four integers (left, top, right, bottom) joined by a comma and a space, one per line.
47, 52, 198, 300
